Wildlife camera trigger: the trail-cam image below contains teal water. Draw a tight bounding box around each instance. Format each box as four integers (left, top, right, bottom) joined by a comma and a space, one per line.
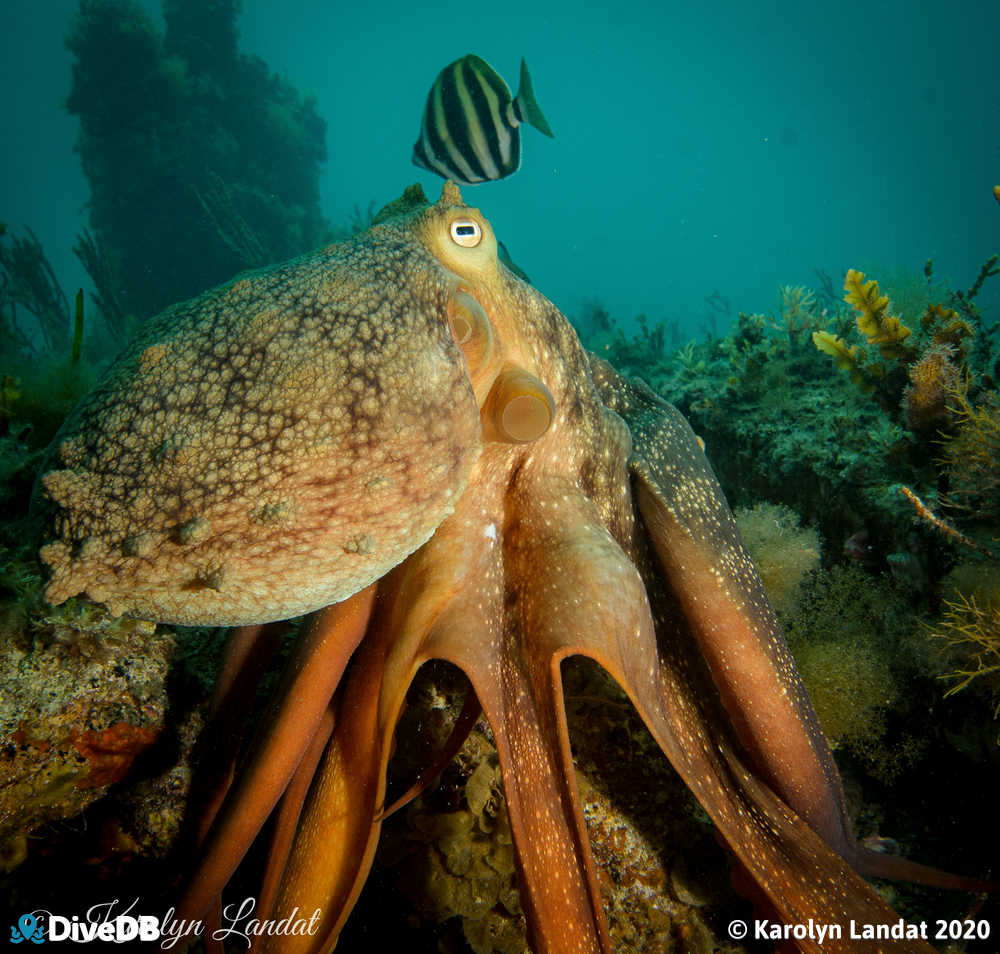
2, 0, 997, 336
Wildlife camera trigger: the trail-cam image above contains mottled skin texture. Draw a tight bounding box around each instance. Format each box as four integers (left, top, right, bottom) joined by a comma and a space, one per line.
40, 222, 482, 623
39, 184, 958, 954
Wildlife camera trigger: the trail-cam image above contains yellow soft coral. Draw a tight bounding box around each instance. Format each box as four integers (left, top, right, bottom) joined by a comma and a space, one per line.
843, 268, 914, 360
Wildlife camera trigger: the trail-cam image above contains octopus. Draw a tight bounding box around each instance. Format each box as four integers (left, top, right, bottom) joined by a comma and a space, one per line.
36, 182, 985, 953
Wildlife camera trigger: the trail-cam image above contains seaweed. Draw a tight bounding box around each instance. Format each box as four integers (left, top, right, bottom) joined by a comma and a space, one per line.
931, 590, 1000, 717
65, 0, 329, 320
0, 226, 69, 353
843, 268, 915, 361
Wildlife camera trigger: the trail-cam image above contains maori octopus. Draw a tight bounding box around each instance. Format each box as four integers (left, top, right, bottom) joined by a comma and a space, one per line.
37, 183, 982, 953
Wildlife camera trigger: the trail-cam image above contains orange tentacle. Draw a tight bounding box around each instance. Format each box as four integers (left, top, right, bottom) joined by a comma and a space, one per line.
379, 686, 481, 820
251, 705, 337, 951
177, 584, 376, 924
191, 622, 285, 848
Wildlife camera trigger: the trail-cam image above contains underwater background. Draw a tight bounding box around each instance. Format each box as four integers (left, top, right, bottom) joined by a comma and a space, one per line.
3, 0, 999, 333
1, 0, 999, 952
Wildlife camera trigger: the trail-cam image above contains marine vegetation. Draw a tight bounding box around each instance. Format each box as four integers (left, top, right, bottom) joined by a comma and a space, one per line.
570, 242, 1000, 920
33, 182, 994, 954
0, 226, 100, 447
65, 0, 328, 319
733, 509, 926, 783
0, 225, 70, 353
939, 385, 1000, 521
734, 502, 820, 617
812, 265, 996, 438
930, 562, 1000, 723
932, 587, 1000, 715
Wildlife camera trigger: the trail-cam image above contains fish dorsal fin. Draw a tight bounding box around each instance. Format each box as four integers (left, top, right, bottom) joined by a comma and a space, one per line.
514, 59, 554, 137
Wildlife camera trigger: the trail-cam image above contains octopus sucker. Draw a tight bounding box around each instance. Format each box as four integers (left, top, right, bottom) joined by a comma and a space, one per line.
34, 181, 993, 954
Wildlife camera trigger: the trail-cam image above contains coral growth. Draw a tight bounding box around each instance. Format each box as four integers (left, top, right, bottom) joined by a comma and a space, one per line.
903, 343, 962, 431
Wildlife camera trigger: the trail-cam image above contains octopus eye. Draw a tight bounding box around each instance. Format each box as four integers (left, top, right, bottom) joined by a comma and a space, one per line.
450, 218, 482, 247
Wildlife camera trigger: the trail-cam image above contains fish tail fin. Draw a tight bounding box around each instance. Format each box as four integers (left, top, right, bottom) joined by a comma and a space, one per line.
514, 59, 554, 137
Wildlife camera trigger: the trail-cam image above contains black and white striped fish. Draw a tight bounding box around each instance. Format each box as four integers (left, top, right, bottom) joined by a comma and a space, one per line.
412, 54, 554, 184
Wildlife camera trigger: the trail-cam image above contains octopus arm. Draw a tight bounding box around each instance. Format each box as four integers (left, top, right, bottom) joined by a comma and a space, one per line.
177, 588, 377, 926
259, 470, 638, 954
254, 492, 506, 953
585, 358, 945, 949
588, 356, 852, 852
250, 417, 940, 954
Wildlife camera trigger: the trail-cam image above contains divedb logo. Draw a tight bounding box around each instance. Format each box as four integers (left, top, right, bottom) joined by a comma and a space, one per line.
10, 914, 44, 944
8, 897, 322, 948
9, 902, 159, 945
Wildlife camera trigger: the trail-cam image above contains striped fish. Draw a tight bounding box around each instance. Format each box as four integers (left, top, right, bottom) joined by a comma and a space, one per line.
412, 54, 554, 184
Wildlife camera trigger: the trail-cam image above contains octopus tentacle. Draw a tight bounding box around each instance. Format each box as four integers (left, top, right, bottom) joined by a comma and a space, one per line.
379, 687, 481, 820
604, 364, 853, 854
451, 491, 654, 954
260, 471, 626, 953
465, 652, 610, 954
191, 621, 286, 848
178, 585, 376, 924
258, 538, 477, 953
253, 704, 337, 941
506, 470, 938, 952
